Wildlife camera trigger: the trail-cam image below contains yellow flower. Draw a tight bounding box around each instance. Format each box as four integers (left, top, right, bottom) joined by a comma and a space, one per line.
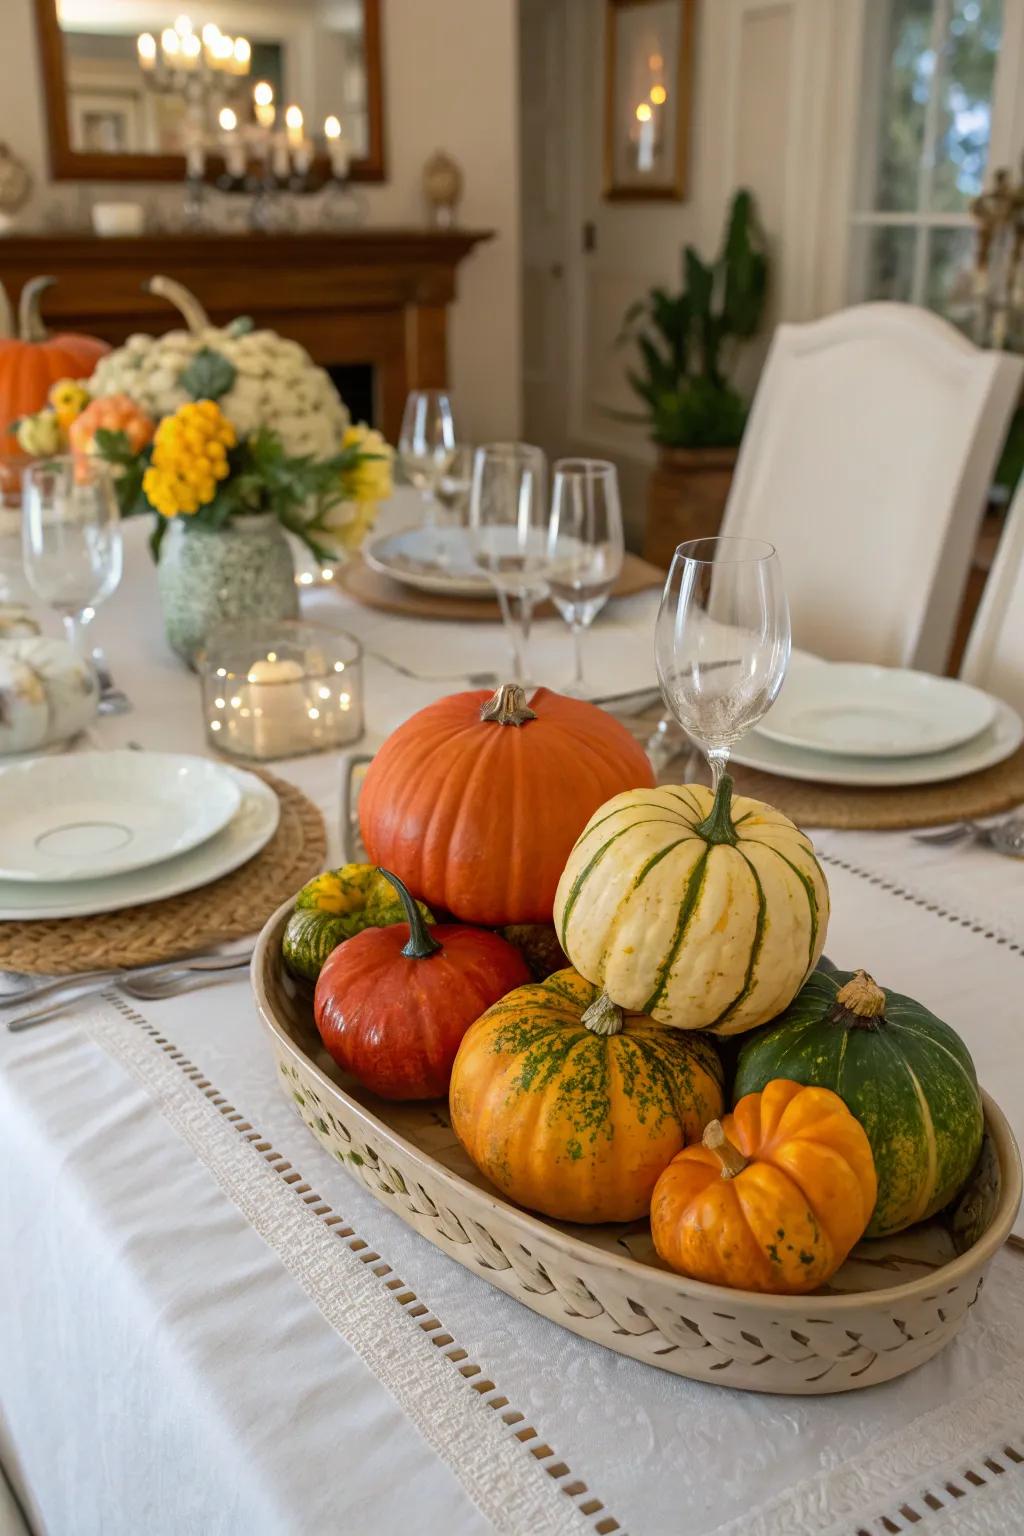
146, 398, 237, 518
49, 378, 91, 431
340, 423, 394, 503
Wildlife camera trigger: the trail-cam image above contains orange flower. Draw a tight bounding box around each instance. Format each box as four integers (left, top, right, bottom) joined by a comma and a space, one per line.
69, 393, 155, 457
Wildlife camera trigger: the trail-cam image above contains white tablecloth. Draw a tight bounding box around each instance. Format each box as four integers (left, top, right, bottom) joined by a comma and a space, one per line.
2, 499, 1024, 1536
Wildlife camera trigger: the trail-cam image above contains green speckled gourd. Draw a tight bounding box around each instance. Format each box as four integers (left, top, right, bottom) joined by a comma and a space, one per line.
733, 968, 983, 1237
283, 863, 434, 981
448, 967, 725, 1223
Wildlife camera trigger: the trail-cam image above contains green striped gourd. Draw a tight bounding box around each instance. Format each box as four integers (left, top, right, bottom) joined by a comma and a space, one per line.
733, 968, 984, 1237
449, 967, 725, 1223
552, 776, 829, 1036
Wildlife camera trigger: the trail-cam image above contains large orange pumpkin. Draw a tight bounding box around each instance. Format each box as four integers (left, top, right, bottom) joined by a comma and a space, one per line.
359, 683, 656, 925
650, 1079, 877, 1294
0, 278, 109, 460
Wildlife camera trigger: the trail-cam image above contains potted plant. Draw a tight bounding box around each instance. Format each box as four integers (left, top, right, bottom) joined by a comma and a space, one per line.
617, 189, 769, 567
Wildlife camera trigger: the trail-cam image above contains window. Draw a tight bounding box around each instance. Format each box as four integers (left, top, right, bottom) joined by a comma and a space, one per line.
849, 0, 1014, 316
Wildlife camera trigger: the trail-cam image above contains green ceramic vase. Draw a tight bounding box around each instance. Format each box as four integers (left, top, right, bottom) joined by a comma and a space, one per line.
157, 513, 299, 666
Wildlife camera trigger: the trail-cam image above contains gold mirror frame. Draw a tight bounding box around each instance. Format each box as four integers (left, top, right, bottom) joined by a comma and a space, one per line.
33, 0, 386, 183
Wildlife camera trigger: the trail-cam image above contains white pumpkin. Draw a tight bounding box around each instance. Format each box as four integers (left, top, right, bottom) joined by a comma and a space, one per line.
0, 637, 99, 755
86, 277, 349, 461
553, 777, 830, 1036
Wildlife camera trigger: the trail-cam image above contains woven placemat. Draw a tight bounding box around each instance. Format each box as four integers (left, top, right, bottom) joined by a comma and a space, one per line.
726, 744, 1024, 829
0, 769, 326, 976
337, 550, 664, 622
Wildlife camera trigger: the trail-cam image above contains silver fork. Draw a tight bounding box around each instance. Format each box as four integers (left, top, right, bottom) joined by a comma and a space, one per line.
91, 647, 133, 716
912, 815, 1024, 857
5, 954, 252, 1032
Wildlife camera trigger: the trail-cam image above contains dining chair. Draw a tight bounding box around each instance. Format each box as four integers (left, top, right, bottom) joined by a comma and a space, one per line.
720, 303, 1024, 673
960, 473, 1024, 715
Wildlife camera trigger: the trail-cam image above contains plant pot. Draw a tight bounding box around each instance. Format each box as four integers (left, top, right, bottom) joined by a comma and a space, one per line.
157, 513, 299, 666
642, 446, 739, 569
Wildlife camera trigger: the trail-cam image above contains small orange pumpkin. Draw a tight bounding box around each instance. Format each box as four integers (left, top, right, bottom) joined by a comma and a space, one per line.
0, 278, 109, 460
650, 1079, 877, 1294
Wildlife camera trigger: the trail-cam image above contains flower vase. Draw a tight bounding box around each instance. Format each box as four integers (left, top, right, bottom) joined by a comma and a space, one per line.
157, 514, 299, 666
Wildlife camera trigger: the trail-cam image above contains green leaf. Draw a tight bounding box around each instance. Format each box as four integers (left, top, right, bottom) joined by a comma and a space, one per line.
226, 316, 255, 337
93, 428, 137, 467
148, 516, 167, 562
179, 347, 237, 402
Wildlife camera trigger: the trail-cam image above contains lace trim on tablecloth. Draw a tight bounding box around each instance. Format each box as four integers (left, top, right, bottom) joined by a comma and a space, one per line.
82, 995, 618, 1536
707, 1365, 1024, 1536
816, 849, 1024, 955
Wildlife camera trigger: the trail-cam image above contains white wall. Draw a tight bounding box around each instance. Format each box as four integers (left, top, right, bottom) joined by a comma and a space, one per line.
0, 0, 521, 443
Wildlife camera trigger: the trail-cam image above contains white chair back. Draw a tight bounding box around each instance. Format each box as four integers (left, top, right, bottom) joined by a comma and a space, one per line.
960, 475, 1024, 714
721, 303, 1023, 672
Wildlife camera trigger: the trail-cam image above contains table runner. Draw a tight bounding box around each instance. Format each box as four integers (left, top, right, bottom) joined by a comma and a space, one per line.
12, 852, 1022, 1536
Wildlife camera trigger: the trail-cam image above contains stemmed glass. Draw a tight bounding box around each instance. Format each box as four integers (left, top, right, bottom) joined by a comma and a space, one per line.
435, 444, 474, 526
398, 389, 457, 535
654, 536, 790, 787
22, 456, 124, 668
467, 442, 548, 683
546, 458, 624, 694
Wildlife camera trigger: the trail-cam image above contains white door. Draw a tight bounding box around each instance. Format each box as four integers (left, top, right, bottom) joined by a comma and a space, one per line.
519, 0, 572, 459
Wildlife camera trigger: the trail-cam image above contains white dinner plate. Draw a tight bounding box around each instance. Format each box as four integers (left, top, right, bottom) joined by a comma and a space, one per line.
363, 525, 492, 598
759, 663, 997, 758
732, 697, 1023, 787
0, 767, 279, 919
0, 751, 242, 882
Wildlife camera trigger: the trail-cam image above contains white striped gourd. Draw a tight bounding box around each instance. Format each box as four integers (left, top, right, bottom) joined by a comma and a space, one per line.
553, 776, 829, 1036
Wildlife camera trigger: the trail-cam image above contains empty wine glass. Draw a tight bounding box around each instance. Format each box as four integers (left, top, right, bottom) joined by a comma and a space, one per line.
398, 389, 456, 533
654, 536, 790, 787
546, 458, 624, 694
435, 444, 474, 526
467, 442, 548, 683
22, 455, 123, 659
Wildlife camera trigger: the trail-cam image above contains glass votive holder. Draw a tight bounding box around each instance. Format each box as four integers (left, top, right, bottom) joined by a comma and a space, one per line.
197, 618, 363, 761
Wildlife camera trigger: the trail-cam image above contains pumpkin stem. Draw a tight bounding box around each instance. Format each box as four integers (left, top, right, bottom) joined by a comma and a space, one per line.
694, 773, 738, 846
19, 276, 55, 342
479, 683, 537, 727
0, 281, 12, 340
581, 992, 624, 1036
703, 1119, 749, 1179
834, 969, 887, 1025
374, 867, 441, 960
145, 275, 211, 335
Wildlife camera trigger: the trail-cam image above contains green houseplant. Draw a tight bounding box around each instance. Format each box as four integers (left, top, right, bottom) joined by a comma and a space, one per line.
618, 189, 769, 565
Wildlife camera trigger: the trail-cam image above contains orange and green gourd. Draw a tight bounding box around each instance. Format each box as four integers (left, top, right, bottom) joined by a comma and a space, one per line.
449, 967, 724, 1224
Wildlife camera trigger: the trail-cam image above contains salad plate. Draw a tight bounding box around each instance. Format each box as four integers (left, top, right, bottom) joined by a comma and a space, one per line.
363, 525, 492, 598
0, 766, 278, 919
0, 751, 241, 882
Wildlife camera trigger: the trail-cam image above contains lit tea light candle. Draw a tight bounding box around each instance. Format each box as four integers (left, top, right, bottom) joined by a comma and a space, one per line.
200, 623, 363, 762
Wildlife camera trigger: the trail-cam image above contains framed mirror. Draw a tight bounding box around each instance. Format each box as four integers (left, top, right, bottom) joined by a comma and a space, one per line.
34, 0, 385, 182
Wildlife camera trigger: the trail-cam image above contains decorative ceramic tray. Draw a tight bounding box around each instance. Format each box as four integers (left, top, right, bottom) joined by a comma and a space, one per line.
253, 900, 1022, 1396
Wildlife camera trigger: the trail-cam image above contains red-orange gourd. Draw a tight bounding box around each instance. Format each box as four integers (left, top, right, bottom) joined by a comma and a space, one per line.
0, 278, 109, 460
314, 868, 531, 1100
650, 1079, 877, 1294
358, 683, 656, 926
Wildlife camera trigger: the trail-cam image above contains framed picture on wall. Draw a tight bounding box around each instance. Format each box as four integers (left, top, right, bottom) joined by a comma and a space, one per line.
603, 0, 695, 201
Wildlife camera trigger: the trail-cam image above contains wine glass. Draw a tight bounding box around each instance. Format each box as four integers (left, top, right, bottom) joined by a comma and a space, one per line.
398, 389, 457, 534
435, 444, 474, 526
654, 536, 790, 787
546, 458, 624, 694
467, 442, 548, 683
22, 455, 123, 660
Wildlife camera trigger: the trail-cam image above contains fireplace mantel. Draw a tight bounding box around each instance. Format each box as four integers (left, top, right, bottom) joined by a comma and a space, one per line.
0, 228, 493, 440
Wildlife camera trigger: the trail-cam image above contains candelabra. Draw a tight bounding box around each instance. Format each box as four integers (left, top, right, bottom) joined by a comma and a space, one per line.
137, 16, 358, 232
969, 157, 1024, 352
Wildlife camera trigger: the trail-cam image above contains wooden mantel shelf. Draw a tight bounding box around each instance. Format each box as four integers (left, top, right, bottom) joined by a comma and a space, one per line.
0, 228, 493, 439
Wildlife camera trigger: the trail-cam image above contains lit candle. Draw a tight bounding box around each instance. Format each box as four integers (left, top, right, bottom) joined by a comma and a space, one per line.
213, 33, 234, 70
218, 106, 246, 177
179, 31, 201, 68
137, 32, 157, 70
284, 104, 304, 150
233, 36, 251, 76
324, 115, 350, 179
253, 80, 275, 129
635, 101, 655, 172
160, 27, 180, 62
242, 656, 308, 758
